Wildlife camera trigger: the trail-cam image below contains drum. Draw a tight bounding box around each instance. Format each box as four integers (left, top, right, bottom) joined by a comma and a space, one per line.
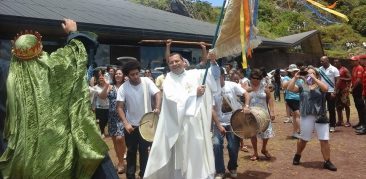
230, 106, 270, 138
139, 112, 159, 142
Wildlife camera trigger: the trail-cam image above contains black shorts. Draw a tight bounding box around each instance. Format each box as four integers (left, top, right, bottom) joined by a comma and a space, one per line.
286, 99, 300, 111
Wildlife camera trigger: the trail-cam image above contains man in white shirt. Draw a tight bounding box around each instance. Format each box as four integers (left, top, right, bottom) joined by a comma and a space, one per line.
212, 68, 250, 179
144, 52, 220, 179
319, 56, 340, 132
116, 60, 161, 179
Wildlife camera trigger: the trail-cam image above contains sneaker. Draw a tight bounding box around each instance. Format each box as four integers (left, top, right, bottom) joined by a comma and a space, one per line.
353, 123, 361, 128
215, 173, 225, 179
329, 127, 335, 132
323, 160, 337, 171
283, 117, 292, 123
293, 154, 301, 165
229, 170, 237, 178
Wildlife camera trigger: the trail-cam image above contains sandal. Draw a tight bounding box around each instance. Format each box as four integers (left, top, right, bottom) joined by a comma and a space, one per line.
250, 155, 258, 161
117, 168, 125, 174
116, 162, 125, 174
241, 146, 249, 152
344, 122, 351, 127
261, 150, 272, 159
117, 167, 125, 174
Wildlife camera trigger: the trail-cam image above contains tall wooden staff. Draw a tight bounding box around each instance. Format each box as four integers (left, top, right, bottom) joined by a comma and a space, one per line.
202, 0, 226, 85
139, 40, 211, 46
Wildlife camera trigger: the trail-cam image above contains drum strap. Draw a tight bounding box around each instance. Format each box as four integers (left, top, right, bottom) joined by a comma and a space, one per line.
142, 78, 148, 113
222, 92, 234, 113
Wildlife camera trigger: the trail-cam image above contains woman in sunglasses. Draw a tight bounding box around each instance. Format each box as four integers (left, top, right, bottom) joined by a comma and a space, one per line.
248, 68, 275, 161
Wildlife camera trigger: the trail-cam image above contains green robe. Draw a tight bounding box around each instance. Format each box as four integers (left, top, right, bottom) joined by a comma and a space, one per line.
0, 39, 108, 178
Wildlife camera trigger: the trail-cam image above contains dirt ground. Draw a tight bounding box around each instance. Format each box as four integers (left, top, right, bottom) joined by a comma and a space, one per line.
105, 96, 366, 179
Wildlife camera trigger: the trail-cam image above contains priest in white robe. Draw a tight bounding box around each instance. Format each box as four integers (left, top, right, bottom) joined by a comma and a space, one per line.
144, 52, 220, 179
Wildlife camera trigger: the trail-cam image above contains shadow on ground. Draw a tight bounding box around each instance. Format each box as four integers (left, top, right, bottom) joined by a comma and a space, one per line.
237, 170, 272, 179
300, 161, 324, 170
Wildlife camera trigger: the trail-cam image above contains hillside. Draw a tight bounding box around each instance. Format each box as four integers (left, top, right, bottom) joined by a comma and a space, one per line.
258, 0, 366, 58
130, 0, 366, 58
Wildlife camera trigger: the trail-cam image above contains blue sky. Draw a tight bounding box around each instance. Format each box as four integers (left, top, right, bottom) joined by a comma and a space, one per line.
205, 0, 224, 7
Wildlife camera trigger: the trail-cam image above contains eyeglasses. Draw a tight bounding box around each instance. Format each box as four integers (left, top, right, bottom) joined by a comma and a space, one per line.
251, 76, 261, 80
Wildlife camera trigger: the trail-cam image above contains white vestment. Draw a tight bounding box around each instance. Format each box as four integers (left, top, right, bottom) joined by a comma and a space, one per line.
144, 68, 217, 179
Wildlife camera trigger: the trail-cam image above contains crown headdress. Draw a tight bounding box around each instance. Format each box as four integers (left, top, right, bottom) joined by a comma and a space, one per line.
11, 30, 43, 60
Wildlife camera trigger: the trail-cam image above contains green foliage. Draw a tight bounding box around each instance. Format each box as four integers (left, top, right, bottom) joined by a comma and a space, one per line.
335, 0, 360, 14
257, 1, 318, 37
320, 24, 366, 57
257, 0, 366, 58
131, 0, 169, 10
350, 5, 366, 35
191, 0, 220, 22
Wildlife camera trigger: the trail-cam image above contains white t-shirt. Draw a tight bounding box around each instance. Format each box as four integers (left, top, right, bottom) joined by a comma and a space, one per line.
319, 65, 340, 92
214, 81, 246, 125
116, 77, 160, 126
93, 85, 109, 109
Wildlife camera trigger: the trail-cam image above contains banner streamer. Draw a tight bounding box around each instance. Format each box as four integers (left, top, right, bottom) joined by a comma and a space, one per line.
301, 1, 335, 24
306, 0, 349, 22
240, 1, 247, 68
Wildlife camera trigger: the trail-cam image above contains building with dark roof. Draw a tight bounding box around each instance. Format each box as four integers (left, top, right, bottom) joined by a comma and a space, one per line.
0, 0, 324, 70
249, 30, 324, 70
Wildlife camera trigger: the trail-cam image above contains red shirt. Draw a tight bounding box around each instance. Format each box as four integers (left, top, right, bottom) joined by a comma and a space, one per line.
363, 66, 366, 96
352, 65, 363, 87
337, 66, 350, 90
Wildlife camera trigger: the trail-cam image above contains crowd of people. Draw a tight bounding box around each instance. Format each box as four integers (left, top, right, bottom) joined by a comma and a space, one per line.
88, 40, 366, 178
1, 18, 366, 179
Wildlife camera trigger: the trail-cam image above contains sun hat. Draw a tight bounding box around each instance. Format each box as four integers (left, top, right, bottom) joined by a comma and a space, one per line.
287, 64, 299, 72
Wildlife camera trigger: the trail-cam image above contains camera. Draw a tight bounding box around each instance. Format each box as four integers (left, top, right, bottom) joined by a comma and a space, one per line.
299, 66, 308, 76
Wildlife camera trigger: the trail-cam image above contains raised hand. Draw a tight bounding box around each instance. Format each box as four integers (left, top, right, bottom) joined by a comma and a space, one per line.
199, 42, 206, 49
61, 18, 77, 34
166, 39, 172, 46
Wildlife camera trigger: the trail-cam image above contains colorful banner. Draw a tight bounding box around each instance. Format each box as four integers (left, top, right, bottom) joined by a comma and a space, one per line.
306, 0, 348, 22
212, 0, 260, 69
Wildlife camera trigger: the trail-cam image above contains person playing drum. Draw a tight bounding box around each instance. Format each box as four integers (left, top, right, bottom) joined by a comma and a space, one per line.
247, 68, 275, 161
116, 60, 161, 179
211, 68, 250, 179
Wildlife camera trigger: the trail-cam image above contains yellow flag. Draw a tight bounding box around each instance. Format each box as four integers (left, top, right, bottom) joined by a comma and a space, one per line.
240, 0, 247, 68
